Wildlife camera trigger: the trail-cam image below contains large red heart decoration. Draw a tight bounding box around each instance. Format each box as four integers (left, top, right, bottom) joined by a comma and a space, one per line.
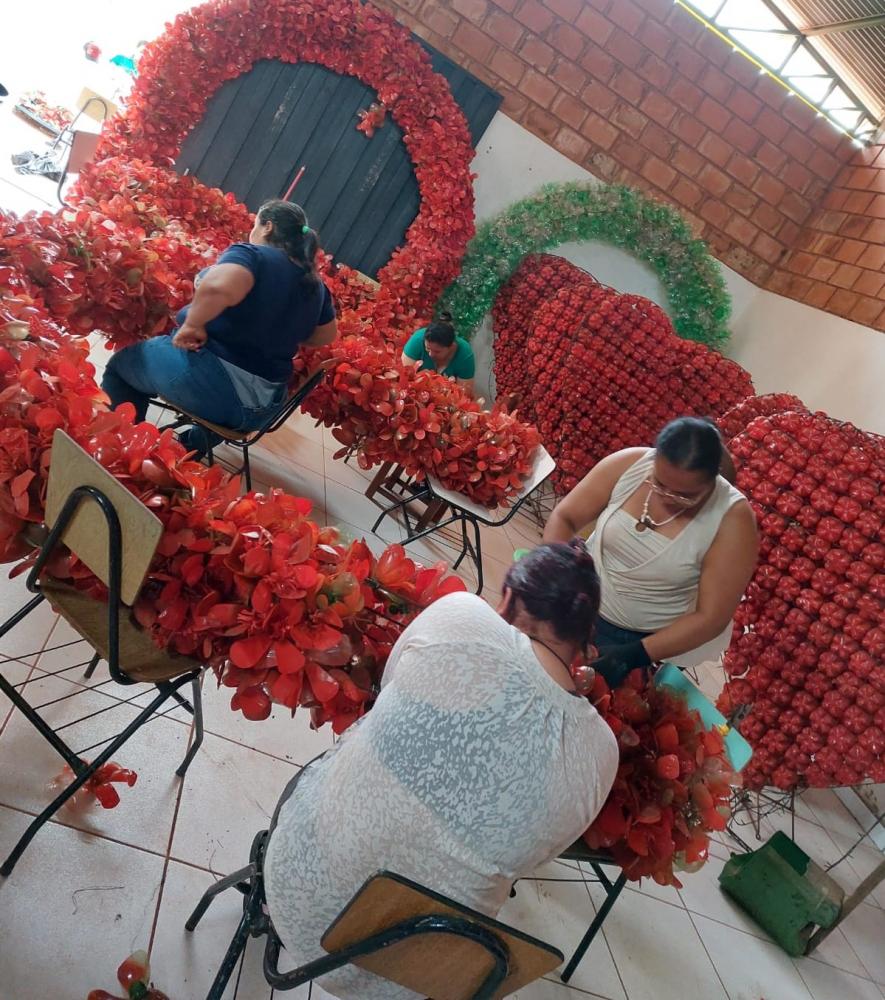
493, 256, 755, 493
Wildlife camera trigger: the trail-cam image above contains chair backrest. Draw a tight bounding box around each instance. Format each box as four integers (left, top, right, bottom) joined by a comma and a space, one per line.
321, 871, 562, 1000
44, 430, 163, 606
427, 444, 556, 522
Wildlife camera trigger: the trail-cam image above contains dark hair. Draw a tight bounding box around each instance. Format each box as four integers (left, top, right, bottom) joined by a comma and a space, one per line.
503, 539, 600, 649
256, 199, 319, 289
655, 416, 723, 479
424, 310, 456, 347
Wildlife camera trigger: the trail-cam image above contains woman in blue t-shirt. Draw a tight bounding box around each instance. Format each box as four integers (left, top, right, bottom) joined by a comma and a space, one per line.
102, 200, 337, 446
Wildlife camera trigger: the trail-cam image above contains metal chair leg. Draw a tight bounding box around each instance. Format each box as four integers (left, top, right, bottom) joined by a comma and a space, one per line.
242, 446, 252, 492
185, 863, 256, 932
0, 682, 182, 876
371, 488, 428, 534
206, 906, 253, 1000
560, 869, 627, 982
452, 515, 470, 571
83, 652, 100, 679
470, 516, 483, 594
175, 674, 204, 778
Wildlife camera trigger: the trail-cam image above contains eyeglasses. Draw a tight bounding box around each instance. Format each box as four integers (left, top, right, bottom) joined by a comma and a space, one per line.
644, 477, 707, 507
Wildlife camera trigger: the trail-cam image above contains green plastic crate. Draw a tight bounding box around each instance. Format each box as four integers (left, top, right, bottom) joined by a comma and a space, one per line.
718, 832, 844, 956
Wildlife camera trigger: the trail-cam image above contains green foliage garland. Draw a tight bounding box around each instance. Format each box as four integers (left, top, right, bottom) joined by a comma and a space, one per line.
439, 182, 732, 349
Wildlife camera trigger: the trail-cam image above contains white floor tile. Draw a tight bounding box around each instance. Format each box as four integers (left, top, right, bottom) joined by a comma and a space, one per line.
200, 674, 332, 766
514, 978, 615, 1000
585, 881, 728, 1000
324, 480, 403, 544
0, 658, 32, 736
678, 852, 775, 939
839, 902, 885, 984
498, 871, 626, 1000
149, 859, 272, 1000
0, 804, 164, 999
795, 953, 885, 1000
803, 923, 873, 979
802, 787, 873, 840
31, 616, 194, 724
247, 454, 326, 514
692, 913, 814, 1000
323, 451, 375, 493
170, 731, 298, 875
0, 670, 192, 855
624, 872, 685, 908
0, 572, 58, 662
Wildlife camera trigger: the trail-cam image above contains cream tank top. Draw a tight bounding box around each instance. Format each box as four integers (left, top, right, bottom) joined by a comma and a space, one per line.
587, 449, 746, 669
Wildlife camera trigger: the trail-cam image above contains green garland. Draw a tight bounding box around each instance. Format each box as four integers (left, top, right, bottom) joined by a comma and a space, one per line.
439, 182, 732, 349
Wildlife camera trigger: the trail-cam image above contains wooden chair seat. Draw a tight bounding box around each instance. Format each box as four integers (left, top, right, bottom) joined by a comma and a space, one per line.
157, 398, 253, 443
322, 872, 562, 1000
41, 579, 201, 684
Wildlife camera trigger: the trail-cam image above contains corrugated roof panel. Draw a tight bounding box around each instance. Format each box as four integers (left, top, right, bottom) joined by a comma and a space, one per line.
775, 0, 885, 122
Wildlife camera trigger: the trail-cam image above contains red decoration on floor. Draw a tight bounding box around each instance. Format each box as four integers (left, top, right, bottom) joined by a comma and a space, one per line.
50, 762, 138, 810
87, 950, 171, 1000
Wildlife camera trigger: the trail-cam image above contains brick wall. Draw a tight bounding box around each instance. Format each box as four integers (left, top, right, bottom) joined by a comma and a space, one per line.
374, 0, 885, 332
776, 143, 885, 328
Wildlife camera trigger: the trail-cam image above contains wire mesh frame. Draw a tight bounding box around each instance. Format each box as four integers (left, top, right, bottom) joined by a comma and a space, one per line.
0, 485, 204, 875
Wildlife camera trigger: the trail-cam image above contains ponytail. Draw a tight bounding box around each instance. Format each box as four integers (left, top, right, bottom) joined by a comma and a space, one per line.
256, 199, 320, 290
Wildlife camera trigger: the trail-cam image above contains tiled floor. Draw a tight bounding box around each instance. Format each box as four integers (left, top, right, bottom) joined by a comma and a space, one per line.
1, 149, 883, 999
1, 410, 883, 1000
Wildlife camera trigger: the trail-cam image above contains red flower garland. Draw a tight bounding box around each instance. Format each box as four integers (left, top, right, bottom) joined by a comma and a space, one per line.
297, 337, 541, 507
0, 327, 467, 731
584, 670, 737, 888
89, 0, 475, 314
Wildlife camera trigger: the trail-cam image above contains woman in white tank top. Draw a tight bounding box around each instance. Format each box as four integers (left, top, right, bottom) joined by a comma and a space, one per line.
544, 418, 759, 685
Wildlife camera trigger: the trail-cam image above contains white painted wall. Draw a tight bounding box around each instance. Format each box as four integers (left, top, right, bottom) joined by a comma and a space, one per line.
470, 113, 885, 436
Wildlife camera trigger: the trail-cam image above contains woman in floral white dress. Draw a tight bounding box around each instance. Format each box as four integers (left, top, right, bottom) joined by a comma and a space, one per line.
264, 540, 618, 1000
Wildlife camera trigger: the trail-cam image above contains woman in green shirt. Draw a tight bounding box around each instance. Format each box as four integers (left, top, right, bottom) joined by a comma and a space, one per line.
401, 313, 475, 396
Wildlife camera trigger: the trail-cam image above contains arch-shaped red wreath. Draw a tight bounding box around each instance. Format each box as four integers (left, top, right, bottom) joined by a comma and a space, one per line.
96, 0, 476, 312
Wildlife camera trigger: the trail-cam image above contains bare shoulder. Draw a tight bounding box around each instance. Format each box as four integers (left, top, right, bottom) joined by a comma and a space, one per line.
717, 498, 759, 545
590, 446, 647, 477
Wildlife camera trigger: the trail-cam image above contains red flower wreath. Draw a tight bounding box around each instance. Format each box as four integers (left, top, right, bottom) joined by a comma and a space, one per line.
91, 0, 475, 314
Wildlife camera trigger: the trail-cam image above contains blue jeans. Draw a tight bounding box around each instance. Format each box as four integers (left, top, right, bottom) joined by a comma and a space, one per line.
102, 336, 286, 449
594, 617, 651, 647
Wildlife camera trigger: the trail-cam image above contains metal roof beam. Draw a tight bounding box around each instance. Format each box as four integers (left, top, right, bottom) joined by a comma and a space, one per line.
802, 14, 885, 37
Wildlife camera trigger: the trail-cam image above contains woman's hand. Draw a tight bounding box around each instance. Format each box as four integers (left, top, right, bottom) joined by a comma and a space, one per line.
172, 324, 208, 351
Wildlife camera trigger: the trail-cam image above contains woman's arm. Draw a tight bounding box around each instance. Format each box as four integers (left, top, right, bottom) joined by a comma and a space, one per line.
640, 501, 759, 662
401, 353, 420, 368
304, 318, 338, 347
172, 263, 254, 350
543, 448, 647, 544
719, 448, 738, 485
457, 377, 475, 397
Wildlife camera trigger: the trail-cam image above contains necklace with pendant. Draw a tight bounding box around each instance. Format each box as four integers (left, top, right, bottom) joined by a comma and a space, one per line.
635, 487, 683, 532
